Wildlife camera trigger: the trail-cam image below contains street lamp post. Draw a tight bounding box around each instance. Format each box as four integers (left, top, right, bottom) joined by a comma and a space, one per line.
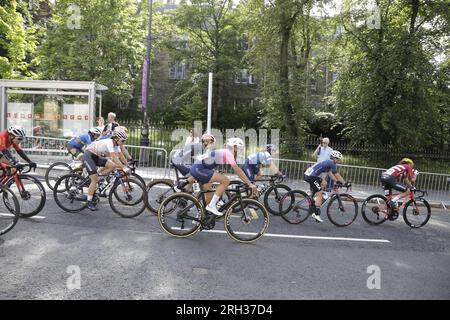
141, 0, 153, 147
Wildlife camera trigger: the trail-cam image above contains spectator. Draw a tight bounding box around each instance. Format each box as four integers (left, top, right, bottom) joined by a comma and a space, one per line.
102, 112, 119, 135
314, 137, 333, 163
33, 126, 43, 149
313, 137, 334, 191
184, 128, 200, 146
97, 116, 105, 129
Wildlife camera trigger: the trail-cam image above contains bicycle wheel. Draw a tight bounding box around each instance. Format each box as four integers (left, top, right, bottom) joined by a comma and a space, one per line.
45, 162, 72, 191
263, 184, 292, 216
6, 175, 46, 218
403, 199, 431, 228
327, 194, 358, 227
131, 172, 146, 189
0, 185, 20, 236
158, 192, 204, 238
146, 179, 177, 214
109, 178, 147, 218
224, 198, 269, 243
53, 173, 89, 212
280, 190, 312, 224
361, 194, 389, 225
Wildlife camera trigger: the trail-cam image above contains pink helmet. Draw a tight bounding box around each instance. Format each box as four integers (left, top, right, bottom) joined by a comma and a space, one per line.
201, 133, 215, 143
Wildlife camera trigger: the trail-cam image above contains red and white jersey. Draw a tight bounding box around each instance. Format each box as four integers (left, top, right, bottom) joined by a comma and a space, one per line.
384, 164, 414, 180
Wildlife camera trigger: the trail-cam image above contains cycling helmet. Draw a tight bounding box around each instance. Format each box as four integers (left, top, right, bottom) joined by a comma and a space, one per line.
330, 150, 343, 160
201, 133, 215, 143
266, 144, 277, 154
89, 127, 102, 136
8, 125, 26, 137
226, 137, 245, 149
112, 127, 128, 141
401, 158, 414, 166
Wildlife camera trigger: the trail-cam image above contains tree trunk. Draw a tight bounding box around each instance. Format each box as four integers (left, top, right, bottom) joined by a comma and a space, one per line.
279, 12, 298, 139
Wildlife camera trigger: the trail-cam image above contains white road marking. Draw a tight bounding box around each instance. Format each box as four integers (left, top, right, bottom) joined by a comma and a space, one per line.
0, 213, 46, 220
171, 227, 390, 243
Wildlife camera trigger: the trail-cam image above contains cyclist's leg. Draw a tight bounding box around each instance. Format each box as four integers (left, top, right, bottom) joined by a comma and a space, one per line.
203, 172, 229, 204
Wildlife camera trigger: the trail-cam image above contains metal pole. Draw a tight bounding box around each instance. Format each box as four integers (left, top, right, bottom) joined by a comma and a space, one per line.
141, 0, 153, 147
207, 72, 213, 134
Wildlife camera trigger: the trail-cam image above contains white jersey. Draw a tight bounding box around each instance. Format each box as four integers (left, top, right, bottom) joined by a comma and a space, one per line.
85, 138, 121, 156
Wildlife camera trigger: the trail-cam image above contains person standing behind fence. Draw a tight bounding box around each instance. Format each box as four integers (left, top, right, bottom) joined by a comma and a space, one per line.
313, 137, 334, 191
102, 112, 119, 135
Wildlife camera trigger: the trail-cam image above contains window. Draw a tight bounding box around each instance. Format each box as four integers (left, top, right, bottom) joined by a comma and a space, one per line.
169, 61, 187, 80
235, 69, 255, 85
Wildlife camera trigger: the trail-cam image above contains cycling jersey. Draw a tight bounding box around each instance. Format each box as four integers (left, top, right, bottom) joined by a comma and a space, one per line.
246, 151, 272, 166
242, 151, 272, 182
304, 159, 337, 177
67, 133, 92, 150
0, 130, 21, 152
383, 164, 414, 180
85, 139, 121, 156
190, 149, 236, 183
172, 143, 204, 166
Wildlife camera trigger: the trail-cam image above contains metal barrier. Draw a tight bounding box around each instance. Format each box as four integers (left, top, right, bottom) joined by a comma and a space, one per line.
17, 136, 169, 180
273, 158, 450, 204
12, 137, 450, 206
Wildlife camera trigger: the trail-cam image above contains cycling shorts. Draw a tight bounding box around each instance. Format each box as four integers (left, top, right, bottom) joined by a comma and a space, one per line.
380, 174, 407, 193
190, 164, 214, 183
82, 150, 108, 175
304, 174, 323, 195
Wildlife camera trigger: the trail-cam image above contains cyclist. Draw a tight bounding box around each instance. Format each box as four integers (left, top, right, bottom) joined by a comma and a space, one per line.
98, 126, 133, 164
82, 127, 129, 211
173, 133, 215, 177
189, 137, 257, 216
242, 144, 283, 182
0, 125, 37, 171
303, 150, 348, 222
66, 127, 102, 160
380, 158, 416, 213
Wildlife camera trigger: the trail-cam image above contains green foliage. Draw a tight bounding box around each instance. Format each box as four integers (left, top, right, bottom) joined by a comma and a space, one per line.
0, 0, 39, 78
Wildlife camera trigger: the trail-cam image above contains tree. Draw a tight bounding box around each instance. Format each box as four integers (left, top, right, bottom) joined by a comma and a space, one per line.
0, 0, 39, 79
38, 0, 147, 113
170, 0, 244, 127
332, 0, 450, 149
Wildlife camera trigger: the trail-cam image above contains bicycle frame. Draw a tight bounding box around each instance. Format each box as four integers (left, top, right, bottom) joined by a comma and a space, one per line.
0, 162, 31, 194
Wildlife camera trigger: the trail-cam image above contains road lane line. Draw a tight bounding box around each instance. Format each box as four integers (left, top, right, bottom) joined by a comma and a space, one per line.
171, 228, 390, 243
0, 213, 46, 220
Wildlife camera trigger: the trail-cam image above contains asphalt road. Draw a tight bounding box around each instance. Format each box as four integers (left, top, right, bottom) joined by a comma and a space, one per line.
1, 186, 449, 300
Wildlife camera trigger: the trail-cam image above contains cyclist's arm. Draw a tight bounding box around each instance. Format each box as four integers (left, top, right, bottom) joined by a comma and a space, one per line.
328, 171, 345, 184
118, 152, 128, 165
120, 145, 132, 161
268, 162, 282, 175
16, 149, 34, 164
231, 163, 254, 187
109, 152, 125, 170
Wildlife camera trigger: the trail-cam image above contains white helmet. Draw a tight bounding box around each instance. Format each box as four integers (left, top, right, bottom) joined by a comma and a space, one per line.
330, 150, 343, 160
8, 125, 26, 137
89, 127, 102, 136
112, 127, 128, 141
226, 137, 245, 149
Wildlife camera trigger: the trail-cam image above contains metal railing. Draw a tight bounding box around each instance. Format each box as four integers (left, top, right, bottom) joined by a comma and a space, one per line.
12, 136, 450, 207
273, 158, 450, 204
17, 136, 169, 180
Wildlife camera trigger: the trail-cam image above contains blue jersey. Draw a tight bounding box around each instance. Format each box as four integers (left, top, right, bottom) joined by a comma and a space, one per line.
246, 151, 272, 166
67, 133, 92, 150
304, 159, 337, 177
